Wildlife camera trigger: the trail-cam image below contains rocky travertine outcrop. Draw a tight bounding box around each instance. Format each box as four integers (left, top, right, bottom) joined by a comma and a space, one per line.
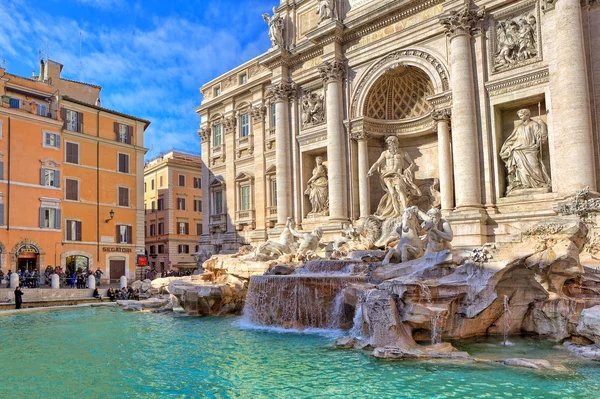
576, 305, 600, 345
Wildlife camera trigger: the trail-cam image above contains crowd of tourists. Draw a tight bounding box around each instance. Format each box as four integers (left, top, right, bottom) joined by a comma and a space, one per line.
106, 287, 140, 301
158, 269, 194, 278
1, 266, 105, 289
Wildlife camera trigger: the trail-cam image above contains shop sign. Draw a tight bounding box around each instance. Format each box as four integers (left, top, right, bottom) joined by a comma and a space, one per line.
17, 244, 39, 256
137, 255, 148, 266
102, 247, 133, 253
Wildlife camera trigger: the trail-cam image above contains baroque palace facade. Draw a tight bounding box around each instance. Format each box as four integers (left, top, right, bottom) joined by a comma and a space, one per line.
196, 0, 600, 251
0, 59, 148, 280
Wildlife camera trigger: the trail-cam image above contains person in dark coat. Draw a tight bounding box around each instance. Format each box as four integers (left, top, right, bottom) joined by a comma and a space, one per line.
14, 286, 23, 309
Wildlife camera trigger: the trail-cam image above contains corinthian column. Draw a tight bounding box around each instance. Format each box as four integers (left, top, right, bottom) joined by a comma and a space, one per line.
432, 109, 454, 212
267, 82, 295, 226
318, 60, 348, 222
440, 5, 484, 210
550, 0, 596, 192
351, 131, 371, 219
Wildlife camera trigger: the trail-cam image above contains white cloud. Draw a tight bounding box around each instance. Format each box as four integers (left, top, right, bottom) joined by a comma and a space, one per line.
0, 0, 274, 158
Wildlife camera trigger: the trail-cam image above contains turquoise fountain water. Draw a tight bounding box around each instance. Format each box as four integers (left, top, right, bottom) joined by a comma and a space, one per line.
0, 307, 599, 398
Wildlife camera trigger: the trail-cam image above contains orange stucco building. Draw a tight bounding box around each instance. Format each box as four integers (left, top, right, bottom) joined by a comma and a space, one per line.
144, 150, 202, 272
0, 60, 149, 281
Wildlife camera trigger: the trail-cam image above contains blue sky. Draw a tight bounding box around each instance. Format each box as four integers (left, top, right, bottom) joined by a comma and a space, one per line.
0, 0, 274, 159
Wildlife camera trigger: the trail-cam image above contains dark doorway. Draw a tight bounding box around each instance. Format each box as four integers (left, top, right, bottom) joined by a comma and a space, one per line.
66, 255, 89, 275
17, 257, 37, 273
110, 259, 126, 280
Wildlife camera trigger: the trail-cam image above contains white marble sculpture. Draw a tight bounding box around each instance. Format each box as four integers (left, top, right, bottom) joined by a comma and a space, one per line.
499, 108, 550, 195
253, 217, 298, 260
422, 208, 453, 253
382, 206, 425, 265
304, 156, 329, 216
289, 224, 323, 259
316, 0, 335, 23
263, 7, 284, 48
367, 136, 422, 218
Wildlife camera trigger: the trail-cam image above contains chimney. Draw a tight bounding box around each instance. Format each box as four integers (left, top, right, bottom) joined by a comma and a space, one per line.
39, 59, 46, 82
95, 97, 101, 107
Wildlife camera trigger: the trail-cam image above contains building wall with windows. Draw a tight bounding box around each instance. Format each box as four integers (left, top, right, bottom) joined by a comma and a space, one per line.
0, 59, 149, 280
144, 150, 202, 272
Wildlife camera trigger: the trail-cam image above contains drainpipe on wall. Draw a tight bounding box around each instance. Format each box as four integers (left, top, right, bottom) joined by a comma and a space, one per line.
96, 110, 100, 264
7, 117, 10, 230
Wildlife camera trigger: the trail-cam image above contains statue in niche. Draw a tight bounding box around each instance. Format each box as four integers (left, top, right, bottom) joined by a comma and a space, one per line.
263, 7, 284, 48
495, 13, 538, 70
301, 91, 325, 128
304, 156, 329, 216
500, 108, 550, 195
367, 136, 422, 218
316, 0, 335, 23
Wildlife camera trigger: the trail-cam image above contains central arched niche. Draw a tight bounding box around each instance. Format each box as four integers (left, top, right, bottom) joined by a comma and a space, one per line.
362, 65, 439, 215
364, 65, 434, 121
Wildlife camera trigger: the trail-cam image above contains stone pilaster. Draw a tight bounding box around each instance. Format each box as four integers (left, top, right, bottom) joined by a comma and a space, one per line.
267, 82, 295, 226
351, 131, 371, 219
198, 127, 211, 244
440, 4, 484, 210
432, 109, 454, 213
251, 105, 267, 233
318, 60, 348, 222
550, 0, 596, 193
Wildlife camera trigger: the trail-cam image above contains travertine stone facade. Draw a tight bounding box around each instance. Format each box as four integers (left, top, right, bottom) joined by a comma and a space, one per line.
196, 0, 600, 251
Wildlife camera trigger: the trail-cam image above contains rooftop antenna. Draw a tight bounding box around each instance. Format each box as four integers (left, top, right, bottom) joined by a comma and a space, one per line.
78, 31, 83, 81
1, 59, 6, 69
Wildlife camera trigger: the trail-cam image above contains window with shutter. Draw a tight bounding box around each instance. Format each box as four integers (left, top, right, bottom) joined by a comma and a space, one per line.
119, 187, 129, 207
66, 109, 78, 132
213, 124, 222, 147
0, 203, 5, 226
150, 224, 156, 236
158, 198, 164, 211
214, 191, 223, 214
127, 226, 132, 244
196, 223, 202, 235
158, 222, 164, 235
185, 222, 189, 235
118, 153, 130, 173
0, 161, 4, 180
66, 142, 79, 164
178, 174, 185, 187
241, 185, 251, 211
66, 179, 78, 200
159, 176, 163, 187
240, 113, 249, 137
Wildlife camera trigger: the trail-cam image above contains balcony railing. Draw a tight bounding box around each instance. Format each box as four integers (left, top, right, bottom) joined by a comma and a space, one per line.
2, 95, 56, 119
235, 209, 255, 222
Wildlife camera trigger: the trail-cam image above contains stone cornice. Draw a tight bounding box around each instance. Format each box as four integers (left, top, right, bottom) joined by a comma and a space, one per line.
318, 61, 345, 84
439, 3, 485, 37
485, 68, 550, 97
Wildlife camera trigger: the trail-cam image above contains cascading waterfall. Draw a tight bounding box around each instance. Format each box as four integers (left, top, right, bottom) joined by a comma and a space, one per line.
502, 294, 513, 346
419, 283, 443, 345
430, 312, 443, 345
243, 275, 365, 330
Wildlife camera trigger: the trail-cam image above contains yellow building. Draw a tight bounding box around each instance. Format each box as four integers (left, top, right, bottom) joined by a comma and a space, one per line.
144, 150, 202, 272
0, 59, 149, 281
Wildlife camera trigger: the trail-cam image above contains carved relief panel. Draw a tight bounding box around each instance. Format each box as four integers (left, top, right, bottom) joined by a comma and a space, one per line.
489, 0, 542, 74
301, 89, 325, 129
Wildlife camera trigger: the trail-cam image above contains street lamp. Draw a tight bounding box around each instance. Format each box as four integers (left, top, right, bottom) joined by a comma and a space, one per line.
105, 209, 115, 223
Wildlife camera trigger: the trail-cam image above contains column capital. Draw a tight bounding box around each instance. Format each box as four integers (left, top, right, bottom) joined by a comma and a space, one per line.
251, 105, 267, 123
267, 82, 296, 103
223, 115, 237, 133
198, 127, 211, 141
440, 4, 485, 38
350, 131, 372, 142
432, 108, 452, 122
318, 60, 345, 84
